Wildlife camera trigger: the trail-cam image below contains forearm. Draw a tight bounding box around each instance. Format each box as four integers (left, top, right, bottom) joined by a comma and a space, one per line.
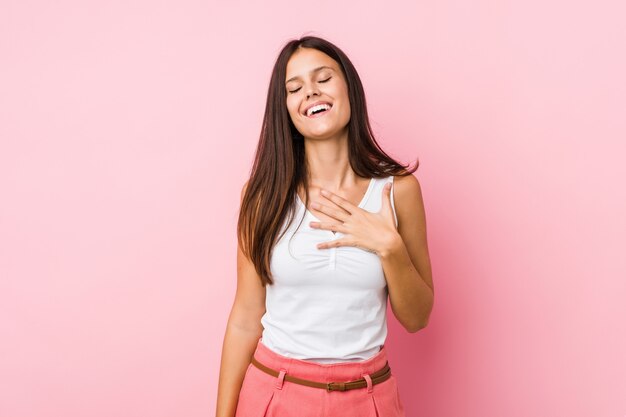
380, 235, 434, 332
215, 323, 263, 417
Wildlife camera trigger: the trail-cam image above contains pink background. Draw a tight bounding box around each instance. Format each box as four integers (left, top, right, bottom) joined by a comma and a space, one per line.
1, 1, 624, 416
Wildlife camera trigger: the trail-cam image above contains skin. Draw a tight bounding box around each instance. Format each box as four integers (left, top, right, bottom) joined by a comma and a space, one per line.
216, 46, 434, 417
286, 47, 435, 331
285, 47, 374, 223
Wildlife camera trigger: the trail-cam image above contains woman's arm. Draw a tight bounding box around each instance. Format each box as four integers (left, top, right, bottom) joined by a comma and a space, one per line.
381, 174, 434, 332
215, 182, 267, 417
215, 314, 263, 417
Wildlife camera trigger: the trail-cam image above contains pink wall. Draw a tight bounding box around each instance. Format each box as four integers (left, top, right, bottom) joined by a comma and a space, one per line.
1, 1, 624, 416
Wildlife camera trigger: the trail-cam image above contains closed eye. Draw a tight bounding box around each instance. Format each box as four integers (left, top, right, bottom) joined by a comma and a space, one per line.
287, 77, 332, 94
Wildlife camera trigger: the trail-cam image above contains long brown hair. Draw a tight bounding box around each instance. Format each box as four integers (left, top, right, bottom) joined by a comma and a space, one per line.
237, 35, 419, 286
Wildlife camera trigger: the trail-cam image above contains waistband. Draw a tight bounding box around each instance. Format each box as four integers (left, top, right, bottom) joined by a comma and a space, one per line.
253, 337, 389, 382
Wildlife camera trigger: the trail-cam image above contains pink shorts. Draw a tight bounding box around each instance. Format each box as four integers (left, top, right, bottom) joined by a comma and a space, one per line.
235, 337, 406, 417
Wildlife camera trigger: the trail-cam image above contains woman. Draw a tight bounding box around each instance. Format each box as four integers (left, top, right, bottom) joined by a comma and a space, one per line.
216, 35, 434, 417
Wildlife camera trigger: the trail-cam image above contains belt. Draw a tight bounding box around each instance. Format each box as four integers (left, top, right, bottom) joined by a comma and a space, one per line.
250, 356, 392, 392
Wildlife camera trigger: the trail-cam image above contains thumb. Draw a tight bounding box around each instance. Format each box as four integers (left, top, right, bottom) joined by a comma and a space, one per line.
381, 182, 393, 216
383, 182, 398, 229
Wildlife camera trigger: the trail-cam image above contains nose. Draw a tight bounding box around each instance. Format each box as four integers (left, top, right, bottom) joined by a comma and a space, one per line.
305, 83, 321, 99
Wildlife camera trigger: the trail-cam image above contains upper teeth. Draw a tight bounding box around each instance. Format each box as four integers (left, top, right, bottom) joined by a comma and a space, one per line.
306, 103, 332, 117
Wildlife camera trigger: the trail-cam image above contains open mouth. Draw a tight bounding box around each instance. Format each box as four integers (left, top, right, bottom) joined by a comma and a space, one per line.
305, 103, 333, 118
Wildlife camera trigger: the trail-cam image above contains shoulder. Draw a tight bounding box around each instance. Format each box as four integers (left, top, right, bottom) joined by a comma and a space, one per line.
391, 174, 423, 207
390, 174, 426, 230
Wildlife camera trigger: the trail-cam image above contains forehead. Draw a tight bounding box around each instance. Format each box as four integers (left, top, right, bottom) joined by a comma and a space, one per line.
285, 48, 338, 83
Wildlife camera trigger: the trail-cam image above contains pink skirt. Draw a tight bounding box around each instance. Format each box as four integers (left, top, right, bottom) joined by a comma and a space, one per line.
235, 337, 406, 417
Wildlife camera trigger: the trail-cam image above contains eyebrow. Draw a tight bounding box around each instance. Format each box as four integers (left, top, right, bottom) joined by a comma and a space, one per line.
285, 65, 334, 84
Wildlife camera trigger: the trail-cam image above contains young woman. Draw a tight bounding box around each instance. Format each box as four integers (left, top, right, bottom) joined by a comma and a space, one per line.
216, 35, 434, 417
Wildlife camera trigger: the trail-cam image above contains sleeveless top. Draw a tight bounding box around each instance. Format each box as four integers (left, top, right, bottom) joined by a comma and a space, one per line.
260, 175, 398, 363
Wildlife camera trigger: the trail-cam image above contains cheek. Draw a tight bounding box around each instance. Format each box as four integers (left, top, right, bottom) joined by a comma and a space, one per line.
336, 97, 350, 118
341, 98, 350, 114
329, 76, 347, 94
285, 98, 299, 118
331, 85, 350, 111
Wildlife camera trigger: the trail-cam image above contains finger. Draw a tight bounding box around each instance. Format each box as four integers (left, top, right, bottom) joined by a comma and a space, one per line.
320, 189, 355, 213
384, 182, 398, 228
320, 239, 373, 252
310, 201, 350, 222
317, 238, 346, 250
379, 182, 393, 214
316, 240, 329, 249
309, 221, 347, 234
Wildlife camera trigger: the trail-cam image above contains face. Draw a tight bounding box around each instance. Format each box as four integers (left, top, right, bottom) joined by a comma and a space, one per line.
284, 47, 351, 140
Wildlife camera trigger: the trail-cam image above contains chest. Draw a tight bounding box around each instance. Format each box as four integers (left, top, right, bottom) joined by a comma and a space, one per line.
269, 206, 387, 290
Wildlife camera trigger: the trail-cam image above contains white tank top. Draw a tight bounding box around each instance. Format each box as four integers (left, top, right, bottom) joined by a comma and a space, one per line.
260, 175, 398, 363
